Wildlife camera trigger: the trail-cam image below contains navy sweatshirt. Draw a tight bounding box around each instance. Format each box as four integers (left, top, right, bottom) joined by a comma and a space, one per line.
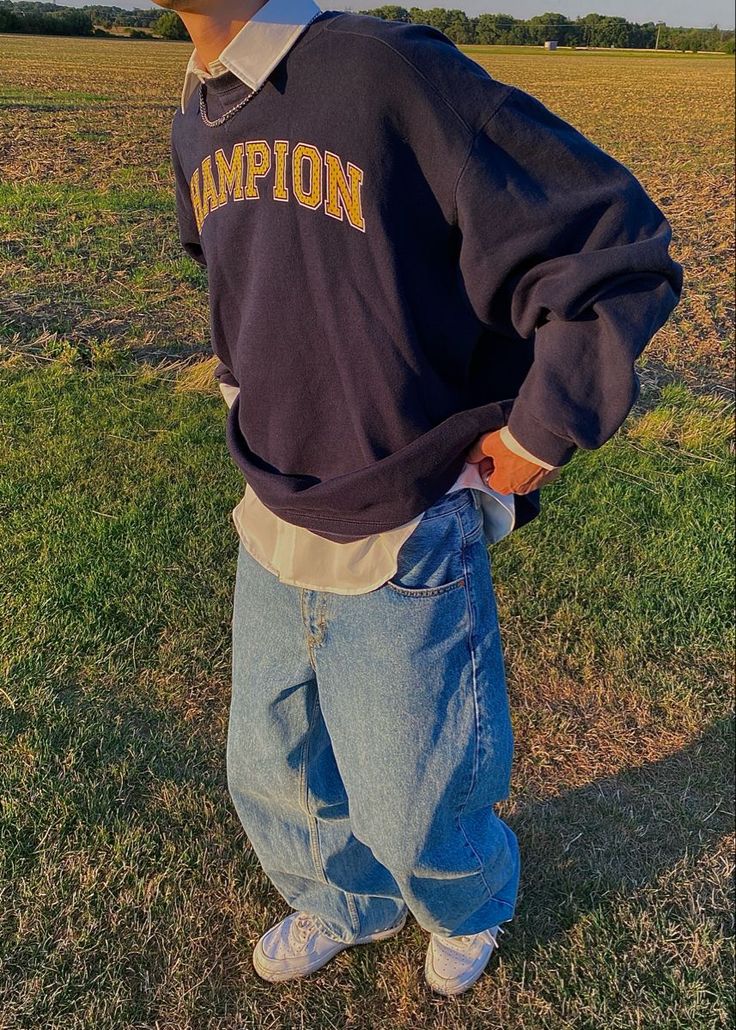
170, 11, 684, 542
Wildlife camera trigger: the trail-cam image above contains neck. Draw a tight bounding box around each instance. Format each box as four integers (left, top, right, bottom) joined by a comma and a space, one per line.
178, 0, 267, 70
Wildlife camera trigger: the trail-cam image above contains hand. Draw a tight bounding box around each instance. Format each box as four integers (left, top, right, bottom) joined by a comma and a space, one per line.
465, 429, 562, 495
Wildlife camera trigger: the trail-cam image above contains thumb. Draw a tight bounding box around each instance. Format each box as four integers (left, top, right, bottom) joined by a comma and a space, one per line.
479, 457, 494, 485
466, 436, 490, 463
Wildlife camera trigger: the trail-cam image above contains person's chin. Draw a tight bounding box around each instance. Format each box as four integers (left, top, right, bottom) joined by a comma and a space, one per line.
150, 0, 187, 10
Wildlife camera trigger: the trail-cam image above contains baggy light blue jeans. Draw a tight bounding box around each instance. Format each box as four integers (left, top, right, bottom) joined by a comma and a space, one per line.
226, 486, 520, 944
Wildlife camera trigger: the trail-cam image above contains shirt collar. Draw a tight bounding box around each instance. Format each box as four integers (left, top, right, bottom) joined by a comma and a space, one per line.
180, 0, 322, 115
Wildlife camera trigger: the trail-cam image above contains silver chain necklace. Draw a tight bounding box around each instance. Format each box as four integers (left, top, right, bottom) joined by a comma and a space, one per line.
198, 11, 323, 128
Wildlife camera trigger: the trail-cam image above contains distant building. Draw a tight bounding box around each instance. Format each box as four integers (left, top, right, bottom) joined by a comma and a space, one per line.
544, 40, 558, 50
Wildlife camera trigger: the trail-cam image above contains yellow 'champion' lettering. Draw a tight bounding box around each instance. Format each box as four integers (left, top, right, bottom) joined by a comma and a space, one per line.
200, 155, 220, 221
189, 139, 366, 234
215, 144, 244, 203
244, 141, 271, 199
272, 140, 289, 202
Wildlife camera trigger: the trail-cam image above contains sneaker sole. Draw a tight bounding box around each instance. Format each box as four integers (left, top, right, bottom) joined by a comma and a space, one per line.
252, 911, 408, 983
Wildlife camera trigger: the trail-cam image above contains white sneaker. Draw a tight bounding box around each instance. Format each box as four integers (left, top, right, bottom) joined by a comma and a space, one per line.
425, 924, 505, 996
252, 909, 408, 982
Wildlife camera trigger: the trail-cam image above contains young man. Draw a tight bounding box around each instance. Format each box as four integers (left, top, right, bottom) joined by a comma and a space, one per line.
161, 0, 683, 996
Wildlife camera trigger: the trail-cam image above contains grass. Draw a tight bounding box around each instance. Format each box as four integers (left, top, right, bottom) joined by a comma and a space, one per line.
1, 358, 732, 1029
0, 32, 734, 1030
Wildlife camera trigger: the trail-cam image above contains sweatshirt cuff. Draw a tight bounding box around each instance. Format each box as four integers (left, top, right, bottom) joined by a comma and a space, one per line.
219, 382, 240, 410
504, 411, 577, 468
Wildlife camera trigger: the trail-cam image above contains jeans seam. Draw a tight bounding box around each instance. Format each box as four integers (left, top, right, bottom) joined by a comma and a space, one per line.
300, 589, 317, 672
456, 511, 495, 903
299, 689, 330, 887
345, 892, 361, 938
300, 687, 362, 941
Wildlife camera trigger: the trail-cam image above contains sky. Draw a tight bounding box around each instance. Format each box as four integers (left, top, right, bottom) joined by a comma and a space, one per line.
59, 1, 735, 30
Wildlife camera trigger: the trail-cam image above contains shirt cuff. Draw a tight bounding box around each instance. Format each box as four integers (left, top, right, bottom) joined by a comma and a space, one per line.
500, 425, 560, 471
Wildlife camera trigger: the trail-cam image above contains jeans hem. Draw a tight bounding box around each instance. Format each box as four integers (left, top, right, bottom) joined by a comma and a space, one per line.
432, 889, 516, 938
309, 912, 357, 945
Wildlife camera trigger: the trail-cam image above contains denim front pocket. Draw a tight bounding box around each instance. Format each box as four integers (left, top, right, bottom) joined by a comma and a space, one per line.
384, 490, 478, 597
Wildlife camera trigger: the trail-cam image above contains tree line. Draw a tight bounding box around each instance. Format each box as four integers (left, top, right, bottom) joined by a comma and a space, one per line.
0, 0, 733, 53
0, 1, 182, 37
0, 0, 97, 36
361, 7, 735, 52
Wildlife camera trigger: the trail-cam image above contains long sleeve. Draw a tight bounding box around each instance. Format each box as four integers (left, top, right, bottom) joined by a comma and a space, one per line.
171, 137, 207, 270
171, 133, 240, 391
454, 85, 684, 468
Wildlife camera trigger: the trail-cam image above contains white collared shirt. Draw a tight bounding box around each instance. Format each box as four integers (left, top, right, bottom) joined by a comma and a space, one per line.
180, 0, 322, 114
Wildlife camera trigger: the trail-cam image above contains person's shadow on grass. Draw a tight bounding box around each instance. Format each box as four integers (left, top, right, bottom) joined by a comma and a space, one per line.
501, 715, 733, 952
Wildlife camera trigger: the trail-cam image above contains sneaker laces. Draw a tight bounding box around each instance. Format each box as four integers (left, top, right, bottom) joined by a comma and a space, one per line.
289, 912, 321, 952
